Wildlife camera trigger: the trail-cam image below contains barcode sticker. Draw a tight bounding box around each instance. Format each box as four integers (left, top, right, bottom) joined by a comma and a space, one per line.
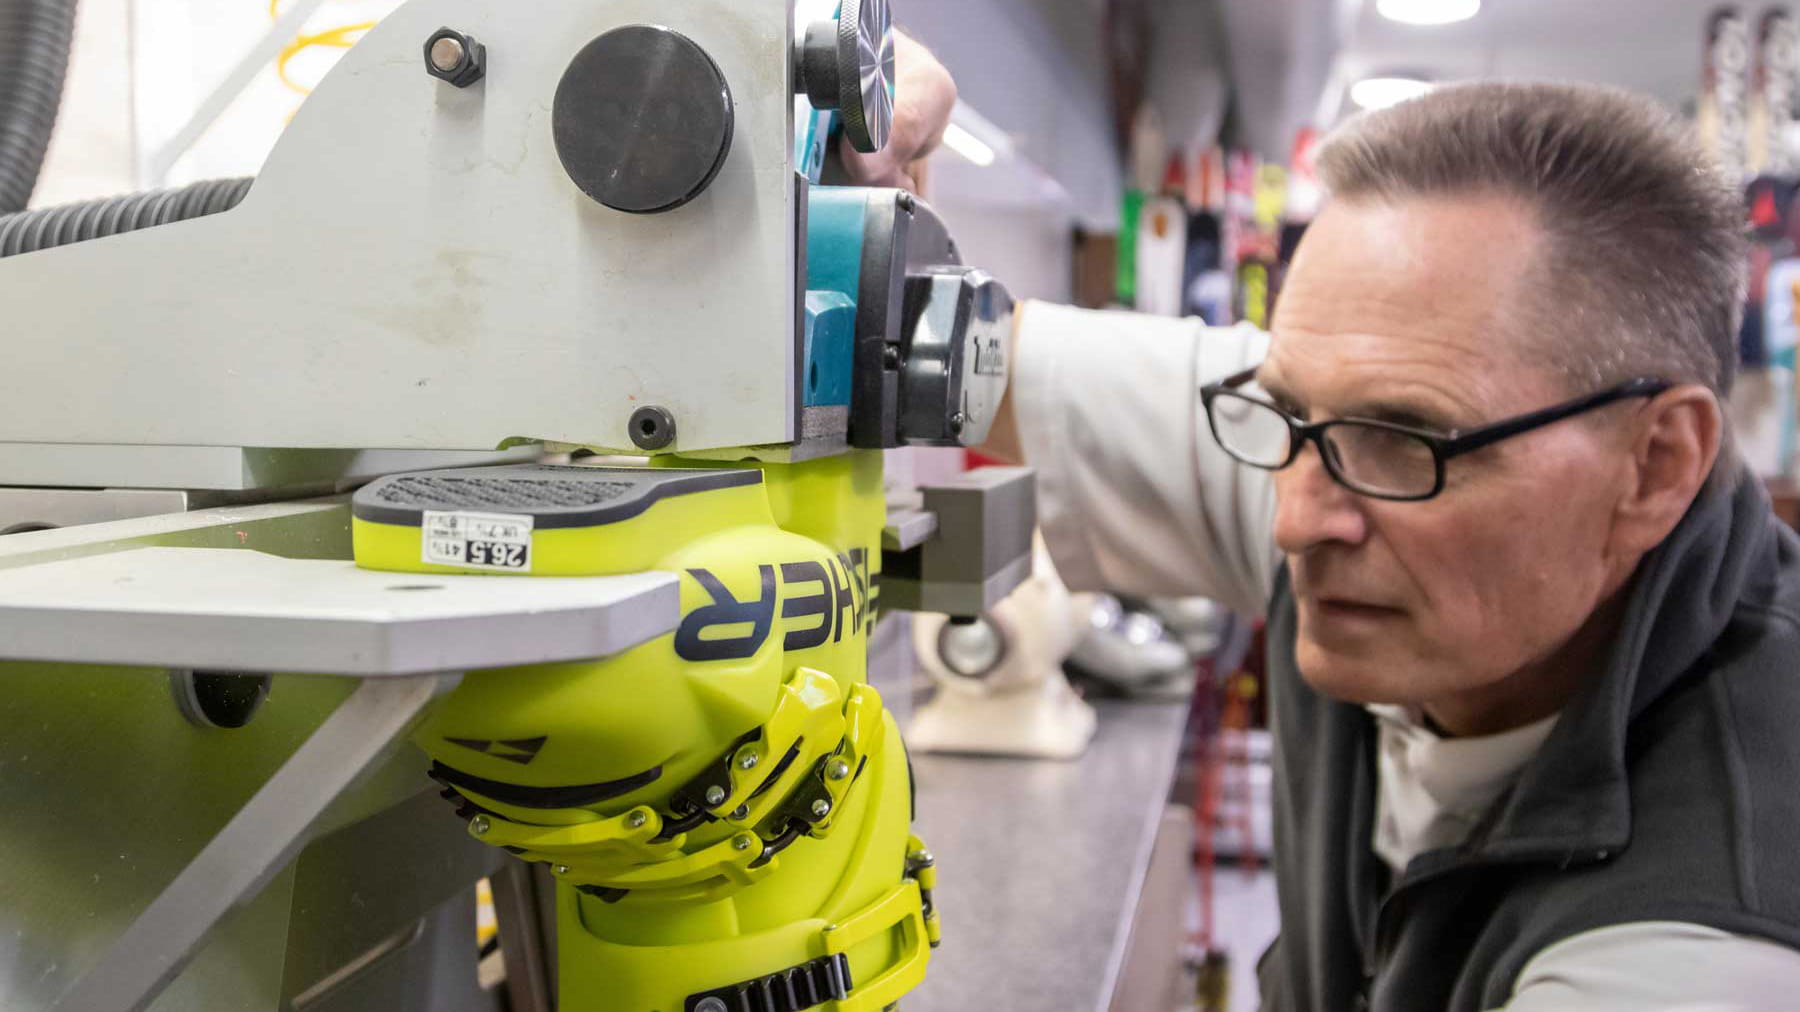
422, 510, 533, 572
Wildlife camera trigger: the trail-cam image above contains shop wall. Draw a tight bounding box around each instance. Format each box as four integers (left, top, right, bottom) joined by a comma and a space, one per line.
899, 0, 1123, 230
928, 198, 1075, 305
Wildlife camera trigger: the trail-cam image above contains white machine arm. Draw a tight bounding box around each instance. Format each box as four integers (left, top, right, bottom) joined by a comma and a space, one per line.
0, 0, 799, 458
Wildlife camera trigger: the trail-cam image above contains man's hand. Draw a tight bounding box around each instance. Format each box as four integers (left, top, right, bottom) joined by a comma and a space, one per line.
837, 32, 957, 193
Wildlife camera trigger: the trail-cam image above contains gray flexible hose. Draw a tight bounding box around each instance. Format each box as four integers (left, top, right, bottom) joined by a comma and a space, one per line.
0, 176, 254, 257
0, 0, 79, 213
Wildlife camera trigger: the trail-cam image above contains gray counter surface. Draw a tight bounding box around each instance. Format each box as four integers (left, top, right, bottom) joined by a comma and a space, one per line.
904, 698, 1192, 1012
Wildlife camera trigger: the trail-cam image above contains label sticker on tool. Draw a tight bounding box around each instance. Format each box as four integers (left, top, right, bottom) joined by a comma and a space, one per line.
422, 511, 533, 572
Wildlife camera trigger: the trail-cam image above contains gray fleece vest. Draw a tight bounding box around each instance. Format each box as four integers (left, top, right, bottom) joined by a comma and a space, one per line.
1257, 467, 1800, 1012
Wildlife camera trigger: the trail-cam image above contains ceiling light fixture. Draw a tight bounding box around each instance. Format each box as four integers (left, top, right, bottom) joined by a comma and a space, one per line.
1376, 0, 1480, 26
941, 123, 997, 167
1350, 76, 1434, 110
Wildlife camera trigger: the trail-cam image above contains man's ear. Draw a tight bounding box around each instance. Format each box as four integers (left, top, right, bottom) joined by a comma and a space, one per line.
1611, 384, 1724, 555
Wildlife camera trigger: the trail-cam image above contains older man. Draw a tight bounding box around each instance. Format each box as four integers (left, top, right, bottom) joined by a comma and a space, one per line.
857, 47, 1800, 1012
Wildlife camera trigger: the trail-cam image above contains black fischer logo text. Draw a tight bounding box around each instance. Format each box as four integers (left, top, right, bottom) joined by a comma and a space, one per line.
674, 549, 873, 662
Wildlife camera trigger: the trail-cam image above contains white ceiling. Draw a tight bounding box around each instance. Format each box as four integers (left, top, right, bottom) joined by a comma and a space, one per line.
1333, 0, 1717, 118
1209, 0, 1725, 158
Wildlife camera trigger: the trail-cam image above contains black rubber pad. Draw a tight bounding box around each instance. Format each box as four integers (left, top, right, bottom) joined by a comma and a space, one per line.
352, 463, 760, 529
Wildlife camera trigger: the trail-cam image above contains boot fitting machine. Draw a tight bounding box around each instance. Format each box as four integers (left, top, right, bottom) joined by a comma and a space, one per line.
0, 2, 1034, 1009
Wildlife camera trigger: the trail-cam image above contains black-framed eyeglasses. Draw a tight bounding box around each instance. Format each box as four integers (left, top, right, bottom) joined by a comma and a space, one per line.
1199, 367, 1671, 501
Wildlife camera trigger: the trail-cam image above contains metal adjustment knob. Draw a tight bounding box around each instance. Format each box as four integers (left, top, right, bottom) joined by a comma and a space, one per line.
796, 0, 894, 153
552, 25, 734, 214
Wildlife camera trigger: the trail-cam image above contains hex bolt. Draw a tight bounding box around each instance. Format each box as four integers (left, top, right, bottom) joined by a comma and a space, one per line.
826, 759, 852, 781
731, 804, 749, 820
626, 809, 647, 829
696, 998, 730, 1012
811, 799, 832, 819
949, 411, 967, 437
470, 815, 490, 836
733, 835, 754, 852
704, 785, 727, 807
554, 864, 570, 876
883, 345, 902, 370
429, 36, 464, 73
739, 751, 759, 771
423, 27, 486, 88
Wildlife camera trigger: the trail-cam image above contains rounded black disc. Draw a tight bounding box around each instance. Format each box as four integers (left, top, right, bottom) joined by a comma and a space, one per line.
552, 25, 735, 214
839, 0, 894, 153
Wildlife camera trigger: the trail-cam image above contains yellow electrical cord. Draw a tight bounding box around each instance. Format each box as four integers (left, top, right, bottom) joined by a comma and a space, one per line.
269, 0, 376, 95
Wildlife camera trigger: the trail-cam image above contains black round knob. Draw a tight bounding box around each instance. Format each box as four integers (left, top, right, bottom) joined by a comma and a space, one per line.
552, 26, 734, 214
797, 0, 894, 154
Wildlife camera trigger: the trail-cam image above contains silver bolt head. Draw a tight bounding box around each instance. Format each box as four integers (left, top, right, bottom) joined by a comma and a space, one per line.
470, 815, 490, 836
733, 835, 754, 851
739, 752, 759, 770
626, 810, 647, 829
811, 798, 832, 819
429, 35, 466, 72
704, 785, 727, 807
554, 864, 570, 876
731, 804, 749, 820
696, 998, 731, 1012
827, 759, 852, 780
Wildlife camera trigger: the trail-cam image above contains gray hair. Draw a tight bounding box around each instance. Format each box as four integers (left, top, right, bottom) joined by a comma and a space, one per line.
1316, 81, 1747, 398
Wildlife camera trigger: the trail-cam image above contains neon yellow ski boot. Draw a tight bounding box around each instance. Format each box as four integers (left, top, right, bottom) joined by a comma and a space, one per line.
352, 451, 938, 1012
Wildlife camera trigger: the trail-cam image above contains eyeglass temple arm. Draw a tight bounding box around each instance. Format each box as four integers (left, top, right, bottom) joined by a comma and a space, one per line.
1204, 365, 1261, 393
1437, 378, 1671, 458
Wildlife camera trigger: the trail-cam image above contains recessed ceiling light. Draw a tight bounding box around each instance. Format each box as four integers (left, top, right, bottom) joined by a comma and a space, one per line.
1350, 76, 1435, 110
941, 123, 997, 167
1377, 0, 1480, 26
939, 101, 1012, 168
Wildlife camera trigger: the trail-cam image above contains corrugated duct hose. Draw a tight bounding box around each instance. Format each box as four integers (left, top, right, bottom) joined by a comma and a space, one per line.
0, 0, 255, 258
0, 176, 254, 256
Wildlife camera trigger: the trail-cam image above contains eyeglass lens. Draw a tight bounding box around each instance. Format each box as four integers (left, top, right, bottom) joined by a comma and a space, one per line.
1207, 391, 1440, 498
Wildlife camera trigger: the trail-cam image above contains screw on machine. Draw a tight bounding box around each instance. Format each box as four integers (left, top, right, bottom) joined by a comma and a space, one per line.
423, 27, 486, 87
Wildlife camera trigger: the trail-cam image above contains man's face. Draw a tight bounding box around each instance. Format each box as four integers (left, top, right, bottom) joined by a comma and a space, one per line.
1262, 194, 1634, 713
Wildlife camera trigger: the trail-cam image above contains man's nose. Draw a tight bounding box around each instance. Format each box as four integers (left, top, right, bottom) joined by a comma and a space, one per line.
1272, 441, 1370, 554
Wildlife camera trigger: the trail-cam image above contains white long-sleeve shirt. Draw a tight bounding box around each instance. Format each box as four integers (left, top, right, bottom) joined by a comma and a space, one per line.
1010, 299, 1800, 1011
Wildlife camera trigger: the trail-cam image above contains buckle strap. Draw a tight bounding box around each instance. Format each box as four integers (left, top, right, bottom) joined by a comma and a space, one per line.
905, 838, 942, 949
684, 954, 852, 1012
680, 834, 941, 1012
448, 671, 888, 903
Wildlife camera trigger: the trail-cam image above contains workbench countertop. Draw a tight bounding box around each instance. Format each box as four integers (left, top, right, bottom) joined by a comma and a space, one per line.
905, 698, 1192, 1012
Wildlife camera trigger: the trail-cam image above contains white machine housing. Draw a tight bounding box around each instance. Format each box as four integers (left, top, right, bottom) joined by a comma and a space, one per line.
0, 0, 799, 487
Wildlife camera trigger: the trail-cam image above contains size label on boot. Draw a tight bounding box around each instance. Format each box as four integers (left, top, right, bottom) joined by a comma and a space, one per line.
422, 510, 533, 572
